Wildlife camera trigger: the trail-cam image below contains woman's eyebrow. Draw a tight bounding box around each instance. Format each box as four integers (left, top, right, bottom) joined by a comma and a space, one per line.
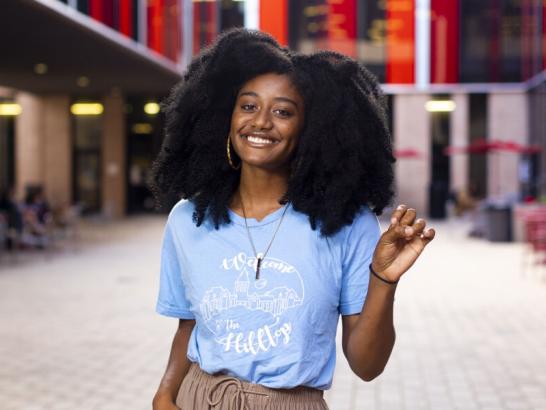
239, 91, 298, 107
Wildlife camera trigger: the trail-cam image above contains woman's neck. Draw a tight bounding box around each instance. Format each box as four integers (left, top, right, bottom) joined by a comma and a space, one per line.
231, 165, 289, 220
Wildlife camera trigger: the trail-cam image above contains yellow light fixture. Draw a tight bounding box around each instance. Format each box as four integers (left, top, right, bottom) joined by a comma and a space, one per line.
132, 123, 153, 134
0, 103, 22, 116
144, 102, 160, 115
70, 103, 104, 116
77, 76, 90, 88
425, 100, 456, 112
34, 63, 48, 75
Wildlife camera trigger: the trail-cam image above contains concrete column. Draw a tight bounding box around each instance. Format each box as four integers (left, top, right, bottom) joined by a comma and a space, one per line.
450, 93, 469, 193
102, 94, 126, 218
15, 92, 45, 199
487, 92, 529, 198
43, 95, 72, 209
393, 94, 431, 214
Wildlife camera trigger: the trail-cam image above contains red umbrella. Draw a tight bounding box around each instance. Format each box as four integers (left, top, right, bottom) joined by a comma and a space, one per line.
444, 138, 542, 155
394, 148, 423, 159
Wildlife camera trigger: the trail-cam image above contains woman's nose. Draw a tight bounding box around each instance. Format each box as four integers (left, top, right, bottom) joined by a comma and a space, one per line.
252, 109, 272, 129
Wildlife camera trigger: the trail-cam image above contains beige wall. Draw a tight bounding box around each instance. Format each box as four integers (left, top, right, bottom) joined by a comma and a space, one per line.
393, 94, 431, 213
14, 93, 72, 208
15, 92, 44, 199
43, 96, 71, 208
487, 92, 529, 198
101, 94, 126, 218
450, 93, 469, 193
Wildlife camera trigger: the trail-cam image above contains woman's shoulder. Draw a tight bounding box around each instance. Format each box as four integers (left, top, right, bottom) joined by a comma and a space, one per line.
167, 199, 196, 226
332, 205, 380, 243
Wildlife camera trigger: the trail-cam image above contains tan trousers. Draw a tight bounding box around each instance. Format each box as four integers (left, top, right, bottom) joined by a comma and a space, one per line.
176, 363, 329, 410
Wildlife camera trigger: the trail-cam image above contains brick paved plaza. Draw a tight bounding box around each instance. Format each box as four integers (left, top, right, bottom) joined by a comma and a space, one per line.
1, 215, 545, 410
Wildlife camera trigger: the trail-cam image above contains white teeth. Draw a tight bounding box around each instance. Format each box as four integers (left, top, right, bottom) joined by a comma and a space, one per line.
244, 135, 276, 144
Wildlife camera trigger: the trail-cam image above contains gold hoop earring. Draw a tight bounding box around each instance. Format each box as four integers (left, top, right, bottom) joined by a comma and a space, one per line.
226, 135, 241, 170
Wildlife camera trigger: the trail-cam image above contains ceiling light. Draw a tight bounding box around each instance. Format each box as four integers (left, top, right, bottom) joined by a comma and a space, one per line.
34, 63, 48, 75
71, 103, 104, 115
0, 103, 22, 116
425, 100, 456, 112
77, 76, 90, 88
144, 102, 160, 115
132, 123, 154, 134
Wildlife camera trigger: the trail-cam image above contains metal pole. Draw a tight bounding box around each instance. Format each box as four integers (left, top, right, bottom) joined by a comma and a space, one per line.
415, 0, 430, 89
180, 0, 193, 70
138, 0, 148, 46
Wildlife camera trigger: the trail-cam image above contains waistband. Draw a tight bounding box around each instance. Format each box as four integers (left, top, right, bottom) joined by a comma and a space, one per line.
186, 363, 324, 410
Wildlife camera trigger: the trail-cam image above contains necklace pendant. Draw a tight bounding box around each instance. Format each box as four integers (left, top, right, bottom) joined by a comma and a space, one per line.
256, 257, 262, 280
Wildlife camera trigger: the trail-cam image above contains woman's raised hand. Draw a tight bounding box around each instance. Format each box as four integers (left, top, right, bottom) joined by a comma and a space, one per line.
371, 204, 435, 283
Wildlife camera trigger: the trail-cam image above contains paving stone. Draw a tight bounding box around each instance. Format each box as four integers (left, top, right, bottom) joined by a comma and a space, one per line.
1, 217, 545, 410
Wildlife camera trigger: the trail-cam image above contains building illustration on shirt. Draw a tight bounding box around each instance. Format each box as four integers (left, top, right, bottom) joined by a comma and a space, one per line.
200, 268, 304, 322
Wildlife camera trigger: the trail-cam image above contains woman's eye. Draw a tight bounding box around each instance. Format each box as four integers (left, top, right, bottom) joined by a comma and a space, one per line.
241, 104, 256, 111
274, 109, 292, 117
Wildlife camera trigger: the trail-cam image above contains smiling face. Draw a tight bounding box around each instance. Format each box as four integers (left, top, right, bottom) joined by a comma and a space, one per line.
229, 72, 305, 171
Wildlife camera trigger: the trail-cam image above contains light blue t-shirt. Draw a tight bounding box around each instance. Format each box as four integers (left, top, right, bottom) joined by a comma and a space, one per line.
156, 200, 380, 390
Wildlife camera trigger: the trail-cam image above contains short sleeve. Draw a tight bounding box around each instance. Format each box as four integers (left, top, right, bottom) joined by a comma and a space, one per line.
339, 208, 381, 315
156, 218, 195, 319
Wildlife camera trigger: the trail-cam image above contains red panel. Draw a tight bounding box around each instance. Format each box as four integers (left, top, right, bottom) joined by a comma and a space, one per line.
430, 0, 458, 83
89, 0, 114, 28
148, 0, 165, 54
326, 0, 356, 57
119, 0, 133, 37
205, 1, 218, 46
164, 0, 181, 62
260, 0, 288, 46
386, 0, 415, 84
102, 0, 114, 27
89, 0, 104, 21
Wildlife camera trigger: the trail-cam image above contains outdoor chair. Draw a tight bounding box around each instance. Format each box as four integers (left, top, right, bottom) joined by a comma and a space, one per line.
522, 210, 546, 279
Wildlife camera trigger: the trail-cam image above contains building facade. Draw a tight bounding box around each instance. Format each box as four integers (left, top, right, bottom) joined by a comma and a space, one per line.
1, 0, 545, 218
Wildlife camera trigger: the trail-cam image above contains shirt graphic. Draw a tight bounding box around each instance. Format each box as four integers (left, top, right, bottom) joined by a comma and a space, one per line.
199, 251, 304, 356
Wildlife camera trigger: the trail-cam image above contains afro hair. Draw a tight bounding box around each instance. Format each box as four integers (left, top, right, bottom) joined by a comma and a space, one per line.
151, 28, 395, 236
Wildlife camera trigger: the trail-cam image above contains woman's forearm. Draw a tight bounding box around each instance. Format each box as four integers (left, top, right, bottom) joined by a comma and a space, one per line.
153, 319, 195, 408
344, 273, 397, 381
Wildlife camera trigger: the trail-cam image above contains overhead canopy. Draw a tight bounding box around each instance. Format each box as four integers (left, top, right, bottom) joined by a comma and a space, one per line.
0, 0, 183, 95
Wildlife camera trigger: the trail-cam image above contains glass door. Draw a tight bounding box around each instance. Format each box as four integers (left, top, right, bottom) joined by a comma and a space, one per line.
72, 113, 102, 214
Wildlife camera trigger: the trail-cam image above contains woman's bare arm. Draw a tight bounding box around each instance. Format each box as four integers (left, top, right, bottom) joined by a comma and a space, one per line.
342, 275, 396, 381
342, 205, 435, 381
153, 319, 196, 409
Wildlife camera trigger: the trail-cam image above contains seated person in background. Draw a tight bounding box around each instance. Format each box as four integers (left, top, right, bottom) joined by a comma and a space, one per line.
22, 187, 52, 248
0, 187, 24, 249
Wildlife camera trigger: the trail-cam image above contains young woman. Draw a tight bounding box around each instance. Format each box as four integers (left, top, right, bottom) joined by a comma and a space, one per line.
152, 29, 435, 410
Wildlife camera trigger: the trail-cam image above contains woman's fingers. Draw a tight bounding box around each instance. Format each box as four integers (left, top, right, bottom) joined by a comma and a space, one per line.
399, 208, 417, 227
409, 218, 426, 236
389, 205, 432, 242
421, 227, 436, 242
390, 204, 407, 226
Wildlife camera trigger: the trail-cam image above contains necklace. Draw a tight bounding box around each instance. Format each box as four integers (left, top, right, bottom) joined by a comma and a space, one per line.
240, 198, 289, 280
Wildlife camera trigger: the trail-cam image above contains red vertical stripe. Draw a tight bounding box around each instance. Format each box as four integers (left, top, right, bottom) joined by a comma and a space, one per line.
119, 0, 133, 37
326, 0, 356, 57
386, 0, 415, 84
163, 0, 181, 62
90, 0, 104, 21
148, 0, 164, 54
260, 0, 288, 46
430, 0, 459, 83
103, 0, 114, 27
205, 1, 218, 46
90, 0, 114, 27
